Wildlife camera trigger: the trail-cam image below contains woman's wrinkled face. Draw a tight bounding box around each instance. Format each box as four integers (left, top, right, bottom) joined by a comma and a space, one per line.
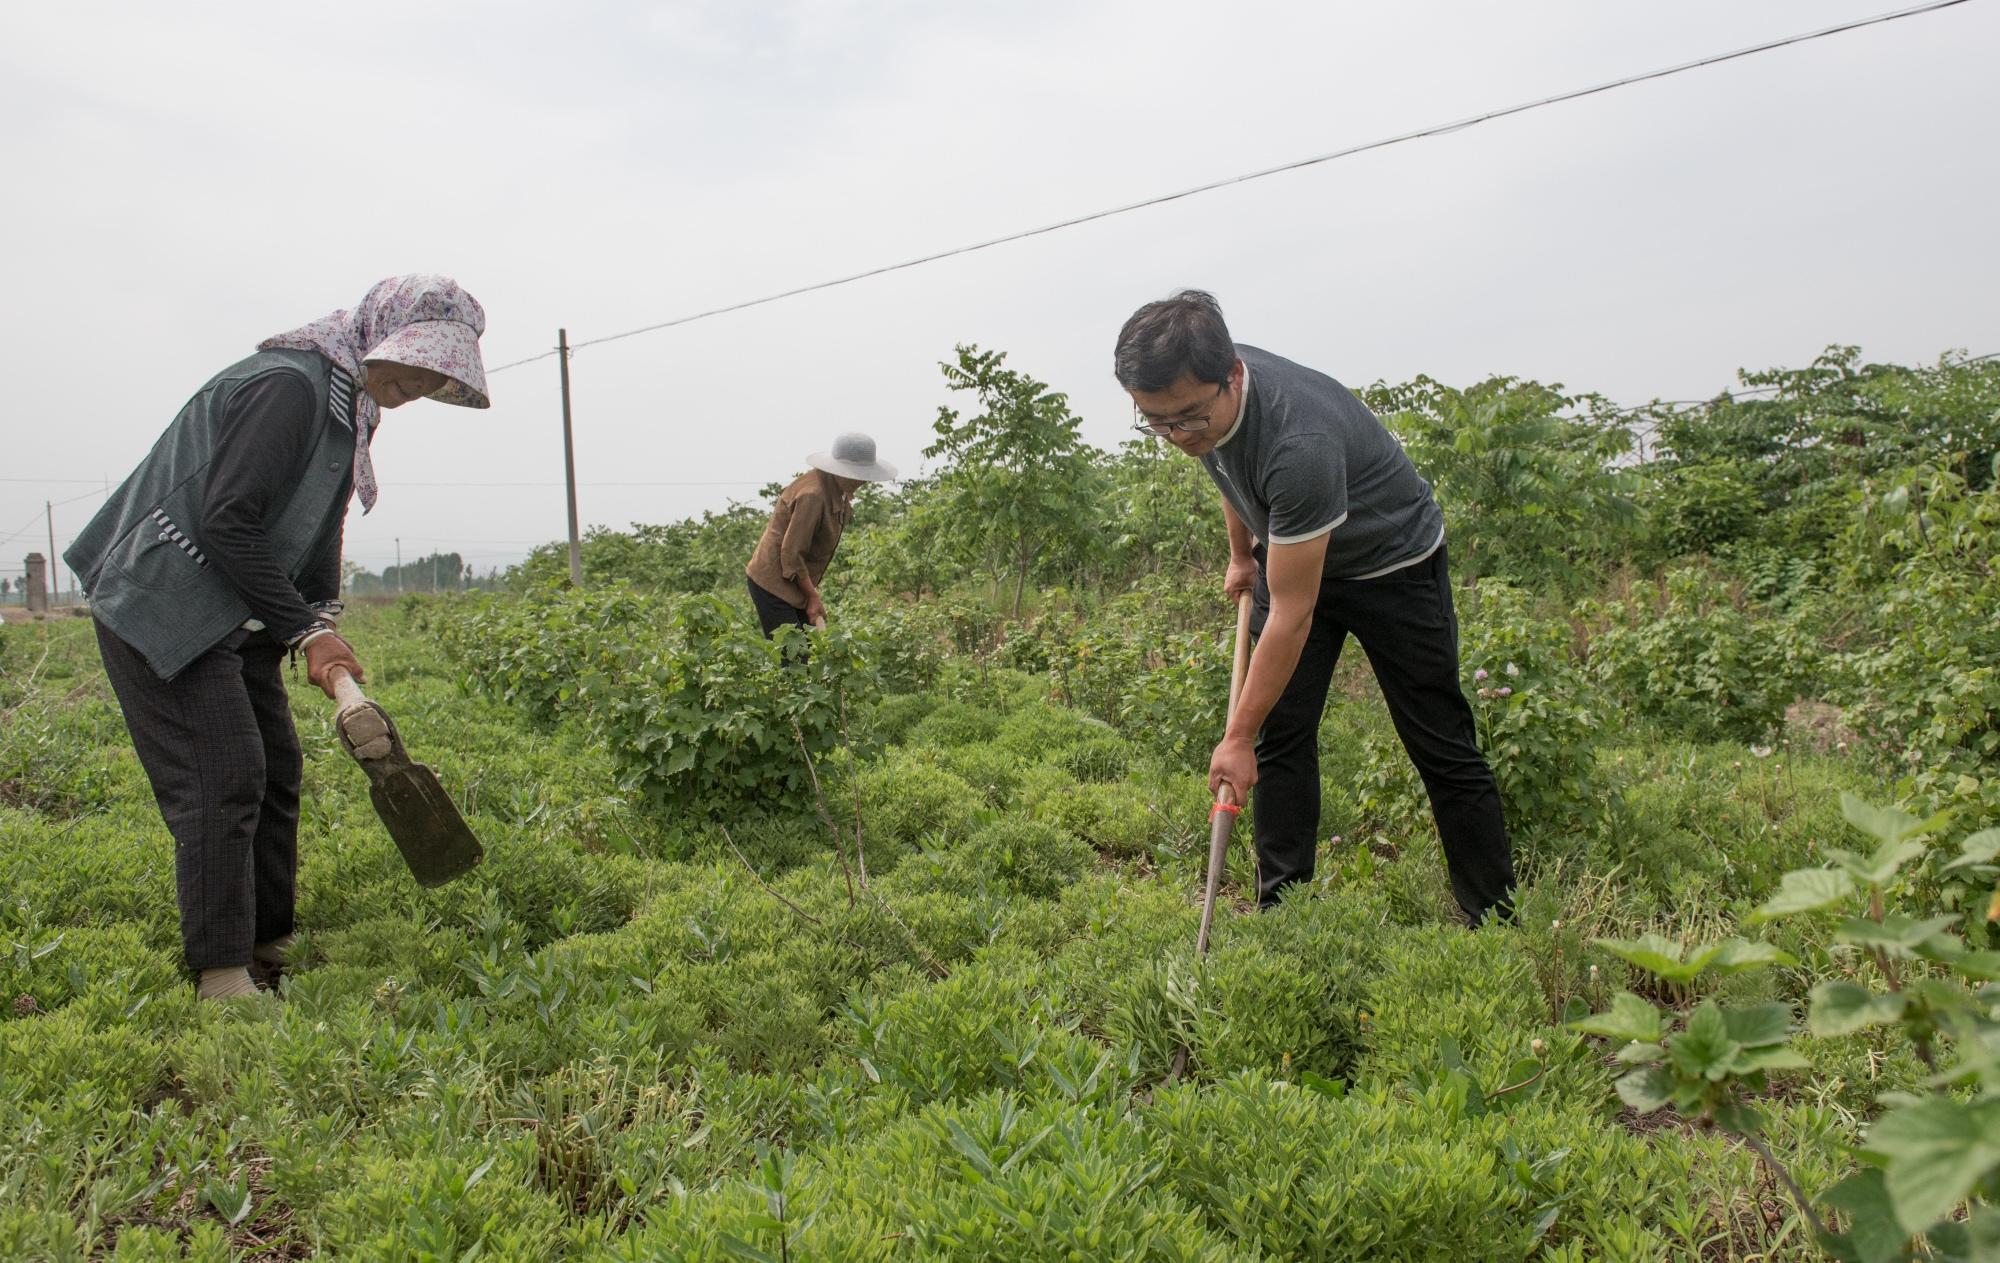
363, 360, 449, 409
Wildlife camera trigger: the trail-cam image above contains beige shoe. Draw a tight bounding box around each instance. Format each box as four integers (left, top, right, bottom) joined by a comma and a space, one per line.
252, 935, 295, 965
196, 967, 260, 1001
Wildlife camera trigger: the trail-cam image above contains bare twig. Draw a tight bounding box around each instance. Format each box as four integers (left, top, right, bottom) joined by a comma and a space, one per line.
860, 884, 949, 981
721, 823, 840, 934
1735, 1125, 1834, 1242
721, 825, 944, 981
835, 688, 868, 887
1488, 1064, 1546, 1100
790, 721, 857, 906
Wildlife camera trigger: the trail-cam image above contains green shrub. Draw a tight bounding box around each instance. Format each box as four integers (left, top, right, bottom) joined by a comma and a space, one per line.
969, 818, 1093, 898
1582, 566, 1814, 743
1460, 582, 1609, 834
854, 751, 984, 845
904, 701, 1003, 749
934, 741, 1023, 806
864, 692, 940, 745
1025, 779, 1158, 858
599, 595, 882, 818
440, 583, 655, 728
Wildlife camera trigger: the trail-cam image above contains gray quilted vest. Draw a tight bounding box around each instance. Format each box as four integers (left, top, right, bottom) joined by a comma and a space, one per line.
65, 349, 357, 680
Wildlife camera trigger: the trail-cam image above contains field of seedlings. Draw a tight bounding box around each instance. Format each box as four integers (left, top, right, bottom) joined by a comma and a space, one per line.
3, 347, 1997, 1260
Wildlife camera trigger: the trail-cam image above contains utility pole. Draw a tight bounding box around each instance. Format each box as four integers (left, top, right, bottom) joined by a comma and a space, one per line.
559, 328, 583, 587
395, 538, 403, 594
46, 501, 61, 606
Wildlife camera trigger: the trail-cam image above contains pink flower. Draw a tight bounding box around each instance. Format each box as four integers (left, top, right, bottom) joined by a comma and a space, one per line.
1474, 669, 1489, 681
1498, 687, 1513, 698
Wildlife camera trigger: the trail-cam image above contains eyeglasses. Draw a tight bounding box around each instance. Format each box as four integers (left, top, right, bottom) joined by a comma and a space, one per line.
1131, 381, 1229, 437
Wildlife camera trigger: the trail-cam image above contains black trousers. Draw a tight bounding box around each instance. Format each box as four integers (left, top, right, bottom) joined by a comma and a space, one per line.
95, 621, 301, 970
747, 576, 809, 639
1249, 544, 1514, 923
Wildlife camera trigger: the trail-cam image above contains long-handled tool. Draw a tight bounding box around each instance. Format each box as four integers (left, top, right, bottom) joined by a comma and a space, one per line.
330, 667, 484, 887
1167, 591, 1254, 1082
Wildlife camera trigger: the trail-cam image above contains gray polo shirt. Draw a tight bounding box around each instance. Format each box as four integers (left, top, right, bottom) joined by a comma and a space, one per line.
1200, 344, 1445, 579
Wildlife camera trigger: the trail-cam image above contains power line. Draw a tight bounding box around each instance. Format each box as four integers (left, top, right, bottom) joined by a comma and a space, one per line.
393, 479, 764, 488
0, 511, 46, 549
485, 0, 1975, 375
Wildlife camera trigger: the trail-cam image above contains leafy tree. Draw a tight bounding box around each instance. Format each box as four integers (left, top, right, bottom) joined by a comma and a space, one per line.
1365, 375, 1638, 588
1099, 437, 1223, 584
1649, 347, 2000, 554
923, 345, 1106, 615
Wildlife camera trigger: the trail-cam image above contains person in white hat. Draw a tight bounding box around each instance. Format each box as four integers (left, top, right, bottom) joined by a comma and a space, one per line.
65, 275, 490, 1001
744, 432, 897, 636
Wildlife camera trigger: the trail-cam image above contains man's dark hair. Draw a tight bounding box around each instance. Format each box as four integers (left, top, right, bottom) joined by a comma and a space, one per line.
1113, 289, 1236, 393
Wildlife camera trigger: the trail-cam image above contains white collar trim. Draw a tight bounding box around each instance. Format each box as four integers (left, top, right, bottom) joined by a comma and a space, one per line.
1212, 361, 1250, 448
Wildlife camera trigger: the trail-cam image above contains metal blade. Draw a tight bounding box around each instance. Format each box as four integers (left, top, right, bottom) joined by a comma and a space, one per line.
368, 759, 484, 887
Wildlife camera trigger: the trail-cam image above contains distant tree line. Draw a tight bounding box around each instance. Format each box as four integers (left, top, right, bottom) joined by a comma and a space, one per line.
342, 552, 507, 596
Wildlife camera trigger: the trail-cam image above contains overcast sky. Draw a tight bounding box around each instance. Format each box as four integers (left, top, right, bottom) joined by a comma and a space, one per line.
3, 0, 1994, 582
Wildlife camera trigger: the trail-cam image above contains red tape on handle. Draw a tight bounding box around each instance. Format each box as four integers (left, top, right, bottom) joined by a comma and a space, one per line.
1210, 800, 1242, 821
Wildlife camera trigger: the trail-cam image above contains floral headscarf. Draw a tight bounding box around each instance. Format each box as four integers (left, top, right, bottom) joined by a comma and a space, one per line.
259, 275, 489, 513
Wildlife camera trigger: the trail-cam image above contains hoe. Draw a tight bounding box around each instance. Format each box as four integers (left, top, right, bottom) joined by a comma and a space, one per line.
328, 667, 484, 887
1167, 592, 1253, 1082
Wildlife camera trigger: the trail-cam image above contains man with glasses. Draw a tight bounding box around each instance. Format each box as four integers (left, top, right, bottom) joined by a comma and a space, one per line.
1114, 289, 1512, 925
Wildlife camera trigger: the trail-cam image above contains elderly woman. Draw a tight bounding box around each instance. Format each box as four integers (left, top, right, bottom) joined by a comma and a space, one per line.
744, 432, 897, 635
65, 275, 490, 1001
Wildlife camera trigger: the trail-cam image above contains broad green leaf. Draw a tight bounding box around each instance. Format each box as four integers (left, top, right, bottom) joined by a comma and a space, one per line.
1614, 1067, 1674, 1112
1721, 1002, 1793, 1048
943, 1118, 998, 1180
1712, 1099, 1765, 1137
1438, 1036, 1470, 1077
1831, 840, 1931, 888
1838, 913, 1962, 957
1711, 938, 1798, 975
1944, 949, 2000, 982
1809, 981, 1911, 1036
1942, 828, 2000, 873
1669, 1003, 1738, 1081
1727, 1045, 1810, 1074
718, 1235, 782, 1263
1866, 1096, 2000, 1233
1749, 868, 1856, 923
1815, 1168, 1909, 1263
1593, 933, 1718, 983
1567, 992, 1663, 1044
1592, 932, 1685, 976
1841, 793, 1949, 847
203, 1181, 253, 1228
1297, 1070, 1347, 1098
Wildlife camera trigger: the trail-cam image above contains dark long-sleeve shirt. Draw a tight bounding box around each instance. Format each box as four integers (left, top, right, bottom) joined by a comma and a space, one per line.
199, 369, 349, 642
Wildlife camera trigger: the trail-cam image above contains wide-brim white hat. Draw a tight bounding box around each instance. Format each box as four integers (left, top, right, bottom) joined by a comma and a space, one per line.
808, 431, 897, 482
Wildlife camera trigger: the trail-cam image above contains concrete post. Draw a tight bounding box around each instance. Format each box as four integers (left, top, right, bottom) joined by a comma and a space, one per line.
23, 553, 49, 614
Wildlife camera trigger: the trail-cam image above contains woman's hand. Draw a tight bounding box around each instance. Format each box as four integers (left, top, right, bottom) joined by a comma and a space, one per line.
304, 632, 365, 699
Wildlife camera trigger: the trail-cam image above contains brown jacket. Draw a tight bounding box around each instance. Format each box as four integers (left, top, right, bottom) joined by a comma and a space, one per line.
745, 470, 852, 608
